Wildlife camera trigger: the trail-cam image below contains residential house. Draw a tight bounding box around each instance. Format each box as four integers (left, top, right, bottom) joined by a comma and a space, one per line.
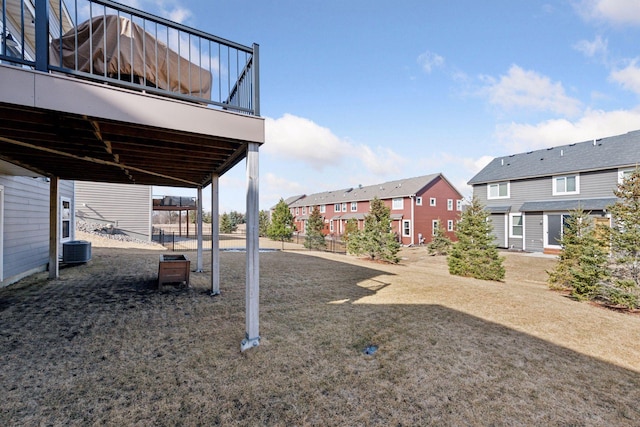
468, 131, 640, 254
285, 174, 463, 246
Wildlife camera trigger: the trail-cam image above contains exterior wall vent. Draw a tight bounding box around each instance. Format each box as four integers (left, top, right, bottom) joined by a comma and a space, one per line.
62, 240, 92, 263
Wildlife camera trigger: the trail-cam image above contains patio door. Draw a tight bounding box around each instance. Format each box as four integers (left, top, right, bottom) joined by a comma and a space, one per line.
545, 214, 569, 249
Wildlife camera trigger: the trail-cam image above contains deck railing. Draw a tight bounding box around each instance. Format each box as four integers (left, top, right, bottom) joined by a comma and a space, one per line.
1, 0, 259, 115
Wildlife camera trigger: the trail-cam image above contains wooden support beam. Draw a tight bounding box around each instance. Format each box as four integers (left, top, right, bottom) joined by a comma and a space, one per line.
48, 176, 59, 279
241, 142, 260, 351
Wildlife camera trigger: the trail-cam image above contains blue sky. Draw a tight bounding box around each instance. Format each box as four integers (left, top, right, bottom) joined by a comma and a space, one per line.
139, 0, 640, 213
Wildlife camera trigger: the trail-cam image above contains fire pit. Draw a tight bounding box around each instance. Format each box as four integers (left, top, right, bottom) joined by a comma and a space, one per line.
157, 254, 190, 288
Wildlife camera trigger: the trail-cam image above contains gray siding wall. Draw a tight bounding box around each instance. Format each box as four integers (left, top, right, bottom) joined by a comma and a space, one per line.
1, 176, 74, 285
75, 182, 151, 240
474, 168, 620, 212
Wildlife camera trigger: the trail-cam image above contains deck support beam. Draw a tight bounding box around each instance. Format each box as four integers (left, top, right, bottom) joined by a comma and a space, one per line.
241, 142, 260, 351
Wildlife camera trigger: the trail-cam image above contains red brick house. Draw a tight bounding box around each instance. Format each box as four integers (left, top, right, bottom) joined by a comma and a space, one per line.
285, 174, 463, 246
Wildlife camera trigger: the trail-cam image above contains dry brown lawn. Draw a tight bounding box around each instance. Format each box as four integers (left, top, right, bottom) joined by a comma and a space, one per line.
1, 243, 639, 426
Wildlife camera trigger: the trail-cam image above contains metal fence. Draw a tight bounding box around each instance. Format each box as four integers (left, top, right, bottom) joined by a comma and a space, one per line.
152, 228, 347, 254
1, 0, 259, 114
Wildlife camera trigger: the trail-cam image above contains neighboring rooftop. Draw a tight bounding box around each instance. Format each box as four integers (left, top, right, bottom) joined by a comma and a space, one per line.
287, 173, 455, 208
468, 130, 640, 185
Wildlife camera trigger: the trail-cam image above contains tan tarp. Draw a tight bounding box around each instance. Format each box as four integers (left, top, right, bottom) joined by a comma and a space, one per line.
50, 15, 212, 99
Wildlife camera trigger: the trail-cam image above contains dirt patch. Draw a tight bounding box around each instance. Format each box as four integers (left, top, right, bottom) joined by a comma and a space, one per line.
1, 246, 639, 425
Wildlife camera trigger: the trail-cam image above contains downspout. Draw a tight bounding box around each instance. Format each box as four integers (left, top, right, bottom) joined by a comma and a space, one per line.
410, 195, 415, 246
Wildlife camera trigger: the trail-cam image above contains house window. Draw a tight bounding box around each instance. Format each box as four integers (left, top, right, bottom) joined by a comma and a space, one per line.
416, 197, 422, 206
351, 202, 357, 212
488, 182, 509, 199
553, 175, 579, 195
61, 198, 71, 241
447, 199, 453, 211
392, 198, 403, 210
456, 200, 462, 211
334, 204, 340, 212
295, 207, 299, 215
619, 168, 638, 183
320, 205, 326, 213
341, 203, 347, 212
432, 219, 439, 236
302, 207, 306, 215
447, 220, 454, 232
402, 220, 411, 237
330, 221, 334, 232
510, 213, 523, 238
430, 197, 436, 207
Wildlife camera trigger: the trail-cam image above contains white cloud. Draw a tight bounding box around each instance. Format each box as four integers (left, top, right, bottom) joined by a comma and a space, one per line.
573, 35, 608, 58
482, 65, 582, 116
494, 107, 640, 151
610, 60, 640, 94
264, 114, 404, 176
417, 51, 445, 73
577, 0, 640, 25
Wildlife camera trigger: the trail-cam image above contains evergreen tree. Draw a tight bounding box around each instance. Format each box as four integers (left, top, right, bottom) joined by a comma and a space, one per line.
219, 212, 236, 233
347, 197, 400, 263
427, 219, 452, 256
229, 210, 245, 227
258, 210, 270, 237
267, 198, 295, 249
547, 208, 609, 300
602, 167, 640, 308
447, 196, 504, 281
342, 218, 359, 243
304, 206, 326, 250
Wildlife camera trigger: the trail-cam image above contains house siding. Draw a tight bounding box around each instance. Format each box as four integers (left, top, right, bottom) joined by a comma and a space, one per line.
1, 176, 74, 286
75, 182, 152, 240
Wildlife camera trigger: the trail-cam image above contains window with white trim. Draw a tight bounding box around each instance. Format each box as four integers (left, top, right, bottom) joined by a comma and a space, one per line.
320, 205, 326, 213
432, 219, 439, 236
447, 220, 454, 232
488, 182, 509, 199
334, 203, 340, 212
295, 207, 299, 215
392, 198, 403, 210
330, 221, 334, 232
416, 197, 422, 206
447, 199, 453, 211
402, 220, 411, 237
456, 200, 462, 211
61, 198, 71, 241
553, 175, 579, 195
430, 197, 436, 207
341, 203, 347, 212
351, 202, 357, 212
509, 213, 523, 238
302, 207, 306, 215
619, 168, 638, 184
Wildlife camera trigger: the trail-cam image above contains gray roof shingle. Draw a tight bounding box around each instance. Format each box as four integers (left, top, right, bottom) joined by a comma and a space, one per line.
468, 130, 640, 185
288, 173, 458, 208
